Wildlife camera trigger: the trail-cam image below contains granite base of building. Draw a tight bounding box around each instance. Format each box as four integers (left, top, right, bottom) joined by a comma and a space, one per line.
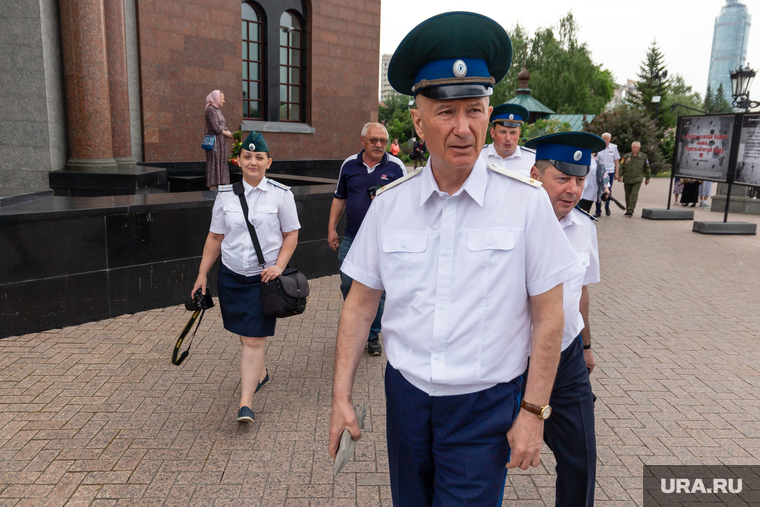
641, 208, 695, 220
0, 184, 344, 338
692, 221, 757, 235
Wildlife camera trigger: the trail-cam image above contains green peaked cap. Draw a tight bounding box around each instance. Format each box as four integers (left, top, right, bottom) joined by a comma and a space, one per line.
388, 11, 512, 99
241, 131, 269, 153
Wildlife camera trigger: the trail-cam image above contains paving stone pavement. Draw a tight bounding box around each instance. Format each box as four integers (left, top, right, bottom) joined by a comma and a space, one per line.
2, 178, 760, 506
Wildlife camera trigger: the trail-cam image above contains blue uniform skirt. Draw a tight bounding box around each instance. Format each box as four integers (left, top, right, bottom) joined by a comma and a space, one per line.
217, 262, 276, 337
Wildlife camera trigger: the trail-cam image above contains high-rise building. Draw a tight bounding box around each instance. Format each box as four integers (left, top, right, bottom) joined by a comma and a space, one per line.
380, 54, 394, 102
707, 0, 752, 98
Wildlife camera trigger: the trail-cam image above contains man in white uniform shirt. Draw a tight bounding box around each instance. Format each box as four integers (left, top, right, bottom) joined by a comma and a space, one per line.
479, 103, 535, 177
328, 12, 585, 507
595, 132, 620, 216
525, 131, 607, 507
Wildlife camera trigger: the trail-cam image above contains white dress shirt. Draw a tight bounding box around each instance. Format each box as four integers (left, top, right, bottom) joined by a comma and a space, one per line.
558, 208, 600, 351
210, 177, 301, 276
598, 143, 620, 174
341, 158, 585, 396
581, 158, 600, 202
479, 143, 536, 177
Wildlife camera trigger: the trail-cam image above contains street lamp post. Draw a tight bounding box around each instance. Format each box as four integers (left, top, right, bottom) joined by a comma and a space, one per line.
653, 69, 667, 126
730, 65, 759, 111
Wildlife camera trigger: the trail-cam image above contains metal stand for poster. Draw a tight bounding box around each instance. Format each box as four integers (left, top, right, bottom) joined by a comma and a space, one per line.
693, 113, 756, 235
642, 116, 694, 220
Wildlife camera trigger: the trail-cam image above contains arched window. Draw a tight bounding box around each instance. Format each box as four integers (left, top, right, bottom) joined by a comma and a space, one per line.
242, 2, 264, 120
279, 11, 304, 122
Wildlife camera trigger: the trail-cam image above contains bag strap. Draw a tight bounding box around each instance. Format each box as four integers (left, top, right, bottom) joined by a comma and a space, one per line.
233, 181, 266, 267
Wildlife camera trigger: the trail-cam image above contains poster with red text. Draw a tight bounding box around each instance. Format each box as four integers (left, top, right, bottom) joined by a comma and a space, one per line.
674, 115, 734, 183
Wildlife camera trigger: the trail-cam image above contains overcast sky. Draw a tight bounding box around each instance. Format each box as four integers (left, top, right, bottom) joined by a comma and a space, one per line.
379, 0, 759, 101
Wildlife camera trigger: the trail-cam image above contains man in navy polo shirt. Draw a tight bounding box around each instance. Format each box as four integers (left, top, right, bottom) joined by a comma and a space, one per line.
328, 122, 406, 356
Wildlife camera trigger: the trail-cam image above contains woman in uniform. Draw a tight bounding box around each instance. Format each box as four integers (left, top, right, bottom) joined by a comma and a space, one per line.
192, 131, 300, 423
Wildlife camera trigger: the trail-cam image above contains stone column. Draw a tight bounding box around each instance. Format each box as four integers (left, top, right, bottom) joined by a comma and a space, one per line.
104, 0, 136, 170
59, 0, 118, 172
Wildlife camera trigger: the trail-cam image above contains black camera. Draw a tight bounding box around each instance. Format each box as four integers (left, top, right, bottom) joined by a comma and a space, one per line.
367, 184, 384, 198
185, 289, 214, 311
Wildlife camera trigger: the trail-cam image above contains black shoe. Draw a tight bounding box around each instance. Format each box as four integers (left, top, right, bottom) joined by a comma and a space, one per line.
237, 406, 255, 423
255, 369, 270, 394
605, 208, 611, 216
594, 211, 602, 217
624, 211, 633, 216
367, 337, 382, 356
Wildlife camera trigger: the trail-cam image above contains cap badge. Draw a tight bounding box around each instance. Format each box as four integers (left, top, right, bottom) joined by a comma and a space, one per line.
249, 143, 256, 151
509, 114, 514, 120
453, 59, 467, 78
573, 150, 583, 161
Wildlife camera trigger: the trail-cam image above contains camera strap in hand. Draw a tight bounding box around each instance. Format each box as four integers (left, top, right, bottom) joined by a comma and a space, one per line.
172, 309, 205, 365
233, 181, 266, 268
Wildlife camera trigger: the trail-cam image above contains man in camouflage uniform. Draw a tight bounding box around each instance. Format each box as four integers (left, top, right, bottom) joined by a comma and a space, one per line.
618, 141, 651, 216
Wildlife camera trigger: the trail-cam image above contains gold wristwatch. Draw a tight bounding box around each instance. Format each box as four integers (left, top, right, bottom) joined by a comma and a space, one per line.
520, 399, 552, 420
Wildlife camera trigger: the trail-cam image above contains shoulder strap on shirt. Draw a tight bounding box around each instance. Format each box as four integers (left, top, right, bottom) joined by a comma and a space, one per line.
375, 167, 423, 196
218, 184, 233, 192
575, 205, 598, 222
268, 178, 291, 190
234, 182, 266, 267
520, 146, 536, 154
488, 163, 542, 187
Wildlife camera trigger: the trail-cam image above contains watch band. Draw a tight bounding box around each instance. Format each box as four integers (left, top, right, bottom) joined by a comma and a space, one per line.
520, 399, 551, 420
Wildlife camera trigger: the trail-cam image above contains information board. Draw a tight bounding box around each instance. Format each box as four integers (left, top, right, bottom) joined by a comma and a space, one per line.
673, 115, 735, 183
735, 114, 760, 187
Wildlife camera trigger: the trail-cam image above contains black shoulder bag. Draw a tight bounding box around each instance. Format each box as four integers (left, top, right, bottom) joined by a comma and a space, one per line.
233, 181, 309, 318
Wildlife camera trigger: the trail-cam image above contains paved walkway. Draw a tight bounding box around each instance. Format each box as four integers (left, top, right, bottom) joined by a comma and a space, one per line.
2, 178, 760, 506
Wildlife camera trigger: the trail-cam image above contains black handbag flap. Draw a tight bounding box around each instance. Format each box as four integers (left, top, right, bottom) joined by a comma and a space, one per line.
278, 271, 310, 299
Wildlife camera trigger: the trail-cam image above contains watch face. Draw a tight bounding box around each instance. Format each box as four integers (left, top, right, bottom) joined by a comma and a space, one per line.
541, 406, 552, 420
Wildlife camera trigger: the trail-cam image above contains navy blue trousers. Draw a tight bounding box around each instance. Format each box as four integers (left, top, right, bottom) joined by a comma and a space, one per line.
385, 364, 520, 507
522, 338, 596, 507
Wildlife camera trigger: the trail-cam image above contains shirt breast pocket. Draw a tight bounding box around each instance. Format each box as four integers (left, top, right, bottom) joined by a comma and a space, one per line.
572, 252, 590, 292
254, 206, 279, 230
382, 233, 428, 272
467, 230, 515, 255
222, 204, 247, 231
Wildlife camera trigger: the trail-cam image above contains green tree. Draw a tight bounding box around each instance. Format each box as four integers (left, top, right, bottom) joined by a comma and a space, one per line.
379, 91, 414, 146
627, 40, 670, 122
702, 84, 715, 113
585, 106, 667, 174
659, 74, 704, 128
492, 14, 615, 115
713, 83, 733, 112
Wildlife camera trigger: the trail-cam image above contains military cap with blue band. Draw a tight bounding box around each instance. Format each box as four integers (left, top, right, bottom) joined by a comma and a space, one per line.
241, 131, 269, 153
388, 12, 512, 99
524, 132, 607, 177
490, 104, 529, 127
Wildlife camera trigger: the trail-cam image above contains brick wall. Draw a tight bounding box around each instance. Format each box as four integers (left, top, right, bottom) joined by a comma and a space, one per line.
137, 0, 380, 164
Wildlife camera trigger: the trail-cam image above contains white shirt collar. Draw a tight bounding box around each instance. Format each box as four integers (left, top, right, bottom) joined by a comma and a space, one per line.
419, 157, 487, 208
487, 143, 521, 161
560, 208, 585, 229
243, 176, 268, 196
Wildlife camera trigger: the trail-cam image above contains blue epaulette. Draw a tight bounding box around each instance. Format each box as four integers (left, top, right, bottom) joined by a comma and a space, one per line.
217, 184, 233, 192
268, 179, 291, 190
575, 205, 598, 222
